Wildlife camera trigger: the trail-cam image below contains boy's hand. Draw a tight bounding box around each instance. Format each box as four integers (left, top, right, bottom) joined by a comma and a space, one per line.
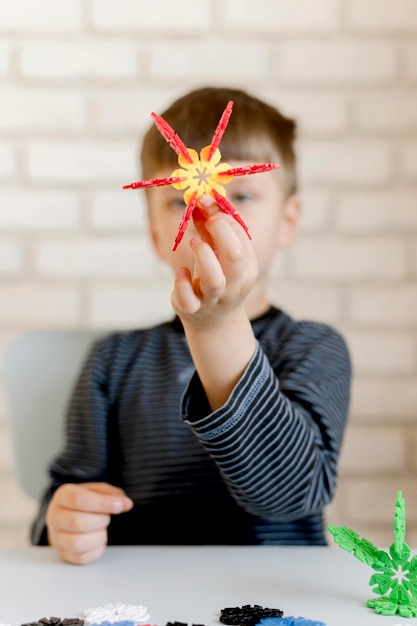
46, 482, 133, 565
172, 195, 258, 323
171, 195, 258, 411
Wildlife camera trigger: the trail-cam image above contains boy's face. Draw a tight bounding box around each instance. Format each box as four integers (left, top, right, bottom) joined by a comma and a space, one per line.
147, 162, 299, 283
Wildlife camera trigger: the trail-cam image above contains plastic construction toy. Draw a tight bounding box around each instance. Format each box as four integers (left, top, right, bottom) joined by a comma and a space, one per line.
123, 100, 280, 251
82, 604, 150, 626
260, 618, 326, 626
19, 617, 84, 626
328, 490, 417, 618
219, 606, 326, 626
220, 605, 284, 626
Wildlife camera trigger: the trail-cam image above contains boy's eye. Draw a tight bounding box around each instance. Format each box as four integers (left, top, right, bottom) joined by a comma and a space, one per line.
230, 193, 252, 203
168, 198, 187, 210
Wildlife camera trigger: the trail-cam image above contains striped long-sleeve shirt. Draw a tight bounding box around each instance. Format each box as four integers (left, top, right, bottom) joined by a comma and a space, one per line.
31, 306, 351, 546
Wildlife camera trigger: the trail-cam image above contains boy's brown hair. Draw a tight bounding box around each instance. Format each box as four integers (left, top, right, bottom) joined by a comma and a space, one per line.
140, 86, 298, 200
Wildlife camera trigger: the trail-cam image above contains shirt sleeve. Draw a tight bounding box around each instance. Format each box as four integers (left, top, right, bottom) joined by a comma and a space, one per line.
181, 324, 351, 521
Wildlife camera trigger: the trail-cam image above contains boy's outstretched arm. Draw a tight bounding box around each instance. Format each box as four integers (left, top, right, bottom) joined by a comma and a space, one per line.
171, 197, 258, 411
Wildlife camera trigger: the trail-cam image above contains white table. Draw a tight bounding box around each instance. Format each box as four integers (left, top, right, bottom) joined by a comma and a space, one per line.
0, 546, 415, 626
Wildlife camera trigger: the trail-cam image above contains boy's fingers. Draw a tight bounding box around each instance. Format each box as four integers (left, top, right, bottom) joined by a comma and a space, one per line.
190, 237, 226, 298
54, 483, 133, 514
51, 509, 111, 533
192, 199, 216, 246
53, 528, 108, 555
56, 540, 107, 565
82, 482, 127, 497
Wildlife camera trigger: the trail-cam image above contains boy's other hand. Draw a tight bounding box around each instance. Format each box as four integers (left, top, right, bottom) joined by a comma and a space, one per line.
46, 482, 133, 565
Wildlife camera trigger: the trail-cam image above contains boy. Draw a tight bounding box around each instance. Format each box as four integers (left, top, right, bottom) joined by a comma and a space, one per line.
31, 86, 351, 565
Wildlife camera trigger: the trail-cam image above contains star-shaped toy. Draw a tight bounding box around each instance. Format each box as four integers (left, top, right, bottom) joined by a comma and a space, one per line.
328, 491, 417, 618
123, 100, 281, 250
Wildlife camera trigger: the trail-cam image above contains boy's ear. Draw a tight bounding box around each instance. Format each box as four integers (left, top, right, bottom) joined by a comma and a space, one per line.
276, 194, 302, 247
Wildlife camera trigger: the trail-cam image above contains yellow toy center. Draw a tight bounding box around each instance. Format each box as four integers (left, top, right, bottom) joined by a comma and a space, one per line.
171, 146, 234, 205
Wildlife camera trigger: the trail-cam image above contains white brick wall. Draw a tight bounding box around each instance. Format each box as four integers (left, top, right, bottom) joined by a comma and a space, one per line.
1, 0, 416, 549
0, 88, 86, 133
222, 0, 341, 33
0, 42, 11, 78
28, 141, 137, 184
20, 43, 140, 81
0, 144, 16, 180
348, 0, 417, 32
0, 191, 80, 230
0, 0, 82, 33
91, 0, 211, 33
279, 41, 398, 84
406, 44, 417, 79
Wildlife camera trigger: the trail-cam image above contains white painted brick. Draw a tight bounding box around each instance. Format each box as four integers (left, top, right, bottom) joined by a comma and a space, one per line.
324, 496, 344, 528
298, 190, 330, 232
28, 141, 137, 184
401, 142, 417, 180
405, 44, 417, 79
343, 480, 417, 524
0, 0, 81, 33
299, 140, 392, 186
0, 525, 32, 548
20, 43, 138, 81
412, 241, 417, 277
0, 190, 80, 231
280, 41, 397, 84
292, 237, 406, 280
0, 239, 24, 275
92, 0, 210, 32
0, 144, 16, 180
351, 378, 417, 421
90, 190, 147, 231
223, 0, 340, 33
349, 0, 417, 32
93, 88, 177, 133
267, 283, 341, 324
406, 528, 417, 548
0, 88, 85, 133
339, 426, 406, 475
35, 237, 156, 278
355, 90, 417, 132
90, 284, 174, 328
410, 431, 417, 474
0, 283, 80, 325
0, 474, 37, 524
0, 42, 11, 78
0, 422, 14, 473
270, 92, 348, 135
349, 285, 417, 327
345, 330, 416, 375
337, 191, 417, 233
150, 44, 268, 83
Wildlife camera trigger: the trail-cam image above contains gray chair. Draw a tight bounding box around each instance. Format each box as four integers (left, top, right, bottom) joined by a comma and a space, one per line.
3, 329, 105, 500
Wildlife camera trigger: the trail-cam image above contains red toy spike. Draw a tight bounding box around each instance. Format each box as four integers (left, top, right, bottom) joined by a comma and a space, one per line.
219, 163, 281, 177
207, 100, 234, 162
151, 112, 193, 164
172, 191, 198, 251
123, 175, 186, 190
211, 189, 251, 239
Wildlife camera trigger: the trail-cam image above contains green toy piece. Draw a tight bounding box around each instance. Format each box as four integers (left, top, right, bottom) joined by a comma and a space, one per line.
328, 490, 417, 618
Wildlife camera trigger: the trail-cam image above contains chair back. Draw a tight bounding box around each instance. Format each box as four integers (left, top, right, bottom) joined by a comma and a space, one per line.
3, 329, 105, 500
